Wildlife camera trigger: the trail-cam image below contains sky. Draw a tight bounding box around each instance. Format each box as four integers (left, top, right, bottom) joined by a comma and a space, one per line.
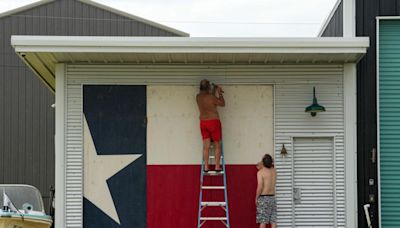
0, 0, 338, 37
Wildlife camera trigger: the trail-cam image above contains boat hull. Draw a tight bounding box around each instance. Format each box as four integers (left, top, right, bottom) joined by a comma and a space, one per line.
0, 217, 52, 228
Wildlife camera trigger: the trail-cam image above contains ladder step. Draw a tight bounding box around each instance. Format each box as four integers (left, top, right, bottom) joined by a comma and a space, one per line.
204, 171, 224, 176
202, 186, 225, 190
200, 217, 227, 221
201, 202, 226, 207
209, 156, 223, 159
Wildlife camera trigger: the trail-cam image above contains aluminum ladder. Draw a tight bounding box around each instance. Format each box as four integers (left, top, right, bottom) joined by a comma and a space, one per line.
197, 142, 230, 228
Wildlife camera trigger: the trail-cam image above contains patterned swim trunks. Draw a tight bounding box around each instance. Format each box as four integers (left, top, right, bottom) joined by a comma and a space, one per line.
256, 195, 277, 224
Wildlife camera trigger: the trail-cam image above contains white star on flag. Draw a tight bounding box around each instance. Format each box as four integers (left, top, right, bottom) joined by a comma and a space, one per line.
83, 116, 142, 225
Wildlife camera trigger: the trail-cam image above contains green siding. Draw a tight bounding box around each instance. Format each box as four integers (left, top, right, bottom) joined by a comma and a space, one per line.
379, 20, 400, 228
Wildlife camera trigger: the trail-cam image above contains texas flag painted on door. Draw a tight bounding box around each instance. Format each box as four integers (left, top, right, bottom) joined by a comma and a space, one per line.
83, 85, 273, 228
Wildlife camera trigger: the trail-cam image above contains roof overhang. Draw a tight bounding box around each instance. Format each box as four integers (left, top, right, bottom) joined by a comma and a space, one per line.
11, 36, 369, 92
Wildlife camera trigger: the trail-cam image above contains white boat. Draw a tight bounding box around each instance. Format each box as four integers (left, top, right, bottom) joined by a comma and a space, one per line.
0, 185, 52, 228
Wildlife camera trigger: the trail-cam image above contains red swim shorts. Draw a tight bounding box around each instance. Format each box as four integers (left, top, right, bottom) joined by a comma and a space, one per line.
200, 119, 222, 141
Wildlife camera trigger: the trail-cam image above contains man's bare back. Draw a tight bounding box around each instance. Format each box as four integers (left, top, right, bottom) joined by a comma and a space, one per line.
196, 93, 224, 120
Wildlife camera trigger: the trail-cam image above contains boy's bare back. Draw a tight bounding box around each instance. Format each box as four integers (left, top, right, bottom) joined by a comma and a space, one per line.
257, 167, 276, 195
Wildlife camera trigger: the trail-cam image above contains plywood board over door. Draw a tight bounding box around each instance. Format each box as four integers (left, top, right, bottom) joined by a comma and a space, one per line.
147, 85, 273, 228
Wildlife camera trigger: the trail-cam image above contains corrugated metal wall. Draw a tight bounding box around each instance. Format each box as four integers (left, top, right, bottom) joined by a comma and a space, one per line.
274, 77, 345, 227
64, 64, 346, 227
378, 19, 400, 228
0, 0, 181, 212
321, 1, 343, 37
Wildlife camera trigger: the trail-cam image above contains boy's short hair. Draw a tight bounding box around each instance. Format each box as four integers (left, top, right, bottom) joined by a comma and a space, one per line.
262, 154, 274, 168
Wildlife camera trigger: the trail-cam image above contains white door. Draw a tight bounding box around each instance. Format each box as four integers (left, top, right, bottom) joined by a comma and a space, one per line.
293, 137, 336, 227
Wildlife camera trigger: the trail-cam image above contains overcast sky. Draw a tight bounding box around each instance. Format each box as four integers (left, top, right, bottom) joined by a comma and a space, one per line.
0, 0, 337, 37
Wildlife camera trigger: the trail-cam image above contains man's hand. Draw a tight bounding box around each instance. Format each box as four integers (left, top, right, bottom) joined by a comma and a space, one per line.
216, 86, 224, 95
212, 83, 224, 95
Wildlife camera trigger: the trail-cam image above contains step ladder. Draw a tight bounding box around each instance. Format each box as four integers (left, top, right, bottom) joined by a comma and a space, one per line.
197, 142, 230, 228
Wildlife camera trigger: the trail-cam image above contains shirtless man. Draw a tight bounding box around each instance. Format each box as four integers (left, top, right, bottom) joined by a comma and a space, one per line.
256, 154, 277, 228
196, 79, 225, 172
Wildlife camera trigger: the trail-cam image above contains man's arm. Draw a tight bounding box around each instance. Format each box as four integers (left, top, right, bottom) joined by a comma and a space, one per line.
212, 84, 217, 96
216, 94, 225, 107
214, 86, 225, 107
255, 171, 263, 203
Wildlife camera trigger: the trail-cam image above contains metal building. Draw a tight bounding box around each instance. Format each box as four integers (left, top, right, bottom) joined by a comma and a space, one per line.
12, 35, 368, 228
320, 0, 400, 227
0, 0, 186, 211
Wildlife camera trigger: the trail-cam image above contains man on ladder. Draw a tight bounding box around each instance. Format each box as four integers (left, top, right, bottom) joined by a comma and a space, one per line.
196, 79, 230, 228
196, 79, 225, 172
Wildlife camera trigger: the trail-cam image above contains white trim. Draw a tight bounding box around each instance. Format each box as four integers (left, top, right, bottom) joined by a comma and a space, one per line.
376, 17, 381, 228
79, 83, 84, 227
343, 0, 356, 37
0, 0, 53, 18
290, 136, 295, 228
11, 36, 370, 49
11, 36, 370, 55
344, 63, 358, 228
15, 46, 369, 55
78, 0, 189, 37
280, 133, 338, 137
333, 136, 338, 228
317, 0, 342, 37
55, 63, 66, 228
376, 16, 400, 20
288, 134, 337, 139
273, 85, 276, 159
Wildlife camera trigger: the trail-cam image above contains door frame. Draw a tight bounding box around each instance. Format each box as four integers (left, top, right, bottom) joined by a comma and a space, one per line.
290, 134, 337, 228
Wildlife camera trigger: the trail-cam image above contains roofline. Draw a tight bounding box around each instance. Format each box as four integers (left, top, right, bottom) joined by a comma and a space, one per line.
0, 0, 189, 37
11, 35, 369, 93
11, 36, 369, 54
317, 0, 342, 37
78, 0, 189, 37
0, 0, 53, 18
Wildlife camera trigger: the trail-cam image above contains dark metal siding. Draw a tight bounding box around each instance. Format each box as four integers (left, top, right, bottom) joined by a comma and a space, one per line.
356, 1, 400, 228
321, 1, 343, 37
0, 0, 182, 212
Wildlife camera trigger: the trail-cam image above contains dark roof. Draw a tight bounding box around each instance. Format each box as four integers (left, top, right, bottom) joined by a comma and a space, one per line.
0, 0, 189, 37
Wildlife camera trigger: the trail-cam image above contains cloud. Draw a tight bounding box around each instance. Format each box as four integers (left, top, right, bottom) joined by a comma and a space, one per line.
93, 0, 337, 37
